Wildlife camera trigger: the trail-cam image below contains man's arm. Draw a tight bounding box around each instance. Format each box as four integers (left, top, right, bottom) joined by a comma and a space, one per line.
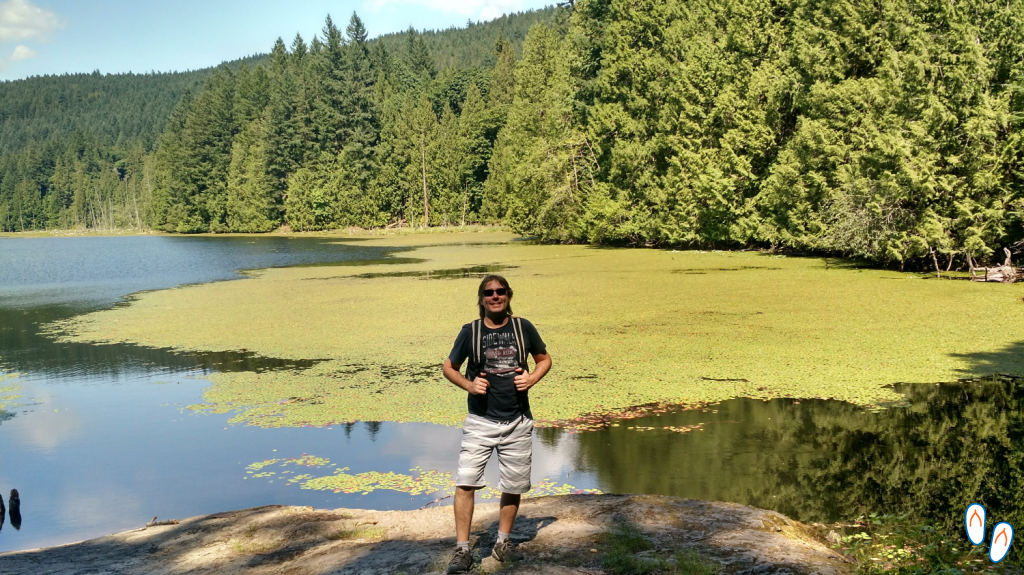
514, 352, 551, 391
443, 358, 490, 395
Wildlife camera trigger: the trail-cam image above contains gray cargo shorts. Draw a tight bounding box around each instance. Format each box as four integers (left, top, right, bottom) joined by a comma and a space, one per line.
456, 413, 533, 494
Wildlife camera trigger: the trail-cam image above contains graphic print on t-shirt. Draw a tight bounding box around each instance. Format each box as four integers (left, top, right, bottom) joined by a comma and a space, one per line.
482, 331, 519, 376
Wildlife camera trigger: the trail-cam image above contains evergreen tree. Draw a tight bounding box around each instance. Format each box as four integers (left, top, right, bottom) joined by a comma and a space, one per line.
226, 118, 276, 232
485, 23, 598, 239
407, 27, 438, 82
265, 37, 299, 219
340, 12, 379, 189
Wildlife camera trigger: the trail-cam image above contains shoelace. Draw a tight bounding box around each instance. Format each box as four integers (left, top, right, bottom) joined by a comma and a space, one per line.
450, 548, 470, 562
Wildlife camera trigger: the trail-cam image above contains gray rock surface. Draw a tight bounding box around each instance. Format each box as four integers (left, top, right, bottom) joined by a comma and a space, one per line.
0, 494, 852, 574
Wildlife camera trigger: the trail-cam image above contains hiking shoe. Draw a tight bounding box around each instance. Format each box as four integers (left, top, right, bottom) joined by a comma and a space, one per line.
446, 547, 473, 573
491, 540, 523, 562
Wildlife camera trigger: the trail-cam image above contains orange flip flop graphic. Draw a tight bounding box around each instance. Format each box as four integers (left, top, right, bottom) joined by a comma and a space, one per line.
989, 522, 1014, 563
965, 504, 986, 546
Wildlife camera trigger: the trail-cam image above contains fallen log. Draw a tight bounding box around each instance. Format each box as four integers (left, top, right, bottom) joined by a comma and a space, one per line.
971, 265, 1018, 283
970, 248, 1019, 282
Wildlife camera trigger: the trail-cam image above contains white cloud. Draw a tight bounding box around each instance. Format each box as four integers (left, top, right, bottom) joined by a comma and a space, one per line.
10, 43, 34, 60
0, 0, 61, 43
370, 0, 525, 22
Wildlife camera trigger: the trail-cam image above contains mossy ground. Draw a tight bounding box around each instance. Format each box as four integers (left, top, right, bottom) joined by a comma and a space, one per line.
51, 231, 1024, 428
817, 514, 1020, 575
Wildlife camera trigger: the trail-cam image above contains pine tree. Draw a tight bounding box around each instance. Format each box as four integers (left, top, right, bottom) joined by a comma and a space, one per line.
410, 94, 438, 226
407, 27, 437, 82
485, 23, 598, 239
340, 12, 378, 188
488, 34, 516, 110
226, 118, 276, 232
180, 65, 236, 232
265, 37, 298, 220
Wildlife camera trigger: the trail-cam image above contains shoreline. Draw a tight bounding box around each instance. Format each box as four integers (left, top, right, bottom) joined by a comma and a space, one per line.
0, 224, 508, 240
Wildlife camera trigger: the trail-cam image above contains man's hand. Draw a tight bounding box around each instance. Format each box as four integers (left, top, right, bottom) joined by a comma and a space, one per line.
514, 367, 535, 391
444, 358, 490, 395
469, 373, 490, 395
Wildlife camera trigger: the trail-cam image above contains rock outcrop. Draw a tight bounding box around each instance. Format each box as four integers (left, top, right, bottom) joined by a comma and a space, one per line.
0, 495, 852, 574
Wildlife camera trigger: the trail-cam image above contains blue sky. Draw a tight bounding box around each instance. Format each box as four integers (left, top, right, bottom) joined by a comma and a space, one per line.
0, 0, 551, 80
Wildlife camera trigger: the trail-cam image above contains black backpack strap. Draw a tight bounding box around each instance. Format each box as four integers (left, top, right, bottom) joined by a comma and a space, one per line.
511, 317, 527, 367
471, 319, 482, 367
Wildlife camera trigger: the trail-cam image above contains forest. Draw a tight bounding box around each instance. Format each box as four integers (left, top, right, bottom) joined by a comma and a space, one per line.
1, 0, 1023, 268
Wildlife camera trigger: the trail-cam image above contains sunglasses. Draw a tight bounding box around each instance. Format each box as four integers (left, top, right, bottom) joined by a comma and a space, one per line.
482, 288, 508, 297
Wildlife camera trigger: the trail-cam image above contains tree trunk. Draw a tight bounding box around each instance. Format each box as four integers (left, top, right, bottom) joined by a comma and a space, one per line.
462, 182, 467, 228
420, 133, 429, 228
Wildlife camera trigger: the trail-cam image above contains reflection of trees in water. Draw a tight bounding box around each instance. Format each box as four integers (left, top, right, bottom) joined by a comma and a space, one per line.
8, 489, 20, 531
0, 306, 320, 378
0, 409, 13, 426
575, 378, 1024, 537
762, 378, 1024, 535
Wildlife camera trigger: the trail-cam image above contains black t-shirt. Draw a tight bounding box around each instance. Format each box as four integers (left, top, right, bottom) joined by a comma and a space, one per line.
448, 317, 546, 421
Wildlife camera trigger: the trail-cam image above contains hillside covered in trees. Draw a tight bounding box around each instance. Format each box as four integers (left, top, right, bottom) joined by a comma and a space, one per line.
2, 0, 1023, 269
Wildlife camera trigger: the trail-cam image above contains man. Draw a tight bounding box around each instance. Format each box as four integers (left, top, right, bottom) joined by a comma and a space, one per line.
442, 275, 552, 573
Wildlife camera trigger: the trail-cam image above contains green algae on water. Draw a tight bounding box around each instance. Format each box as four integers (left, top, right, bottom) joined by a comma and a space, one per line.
244, 456, 601, 499
49, 231, 1024, 429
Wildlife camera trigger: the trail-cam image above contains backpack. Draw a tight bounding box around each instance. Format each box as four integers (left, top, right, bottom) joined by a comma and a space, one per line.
470, 316, 529, 369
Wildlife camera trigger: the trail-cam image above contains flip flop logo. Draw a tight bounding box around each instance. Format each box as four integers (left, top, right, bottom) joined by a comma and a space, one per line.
990, 522, 1014, 563
966, 503, 986, 545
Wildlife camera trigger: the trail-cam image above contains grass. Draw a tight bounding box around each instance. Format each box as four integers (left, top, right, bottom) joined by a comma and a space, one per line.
600, 522, 718, 575
48, 230, 1024, 429
601, 522, 657, 574
229, 522, 282, 554
326, 526, 386, 540
818, 514, 1019, 575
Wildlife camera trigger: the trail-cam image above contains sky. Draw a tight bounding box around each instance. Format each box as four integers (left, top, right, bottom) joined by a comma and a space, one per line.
0, 0, 551, 80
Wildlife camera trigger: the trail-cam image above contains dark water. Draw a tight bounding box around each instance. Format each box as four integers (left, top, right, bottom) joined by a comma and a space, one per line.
0, 236, 1020, 553
561, 378, 1024, 533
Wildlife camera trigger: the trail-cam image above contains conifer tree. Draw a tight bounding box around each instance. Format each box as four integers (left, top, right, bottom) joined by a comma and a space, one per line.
226, 118, 276, 232
265, 37, 298, 218
179, 65, 236, 232
407, 27, 437, 82
340, 12, 378, 188
409, 94, 439, 226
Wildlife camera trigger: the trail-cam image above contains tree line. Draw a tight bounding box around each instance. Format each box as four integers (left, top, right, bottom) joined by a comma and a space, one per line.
0, 9, 549, 235
3, 0, 1023, 268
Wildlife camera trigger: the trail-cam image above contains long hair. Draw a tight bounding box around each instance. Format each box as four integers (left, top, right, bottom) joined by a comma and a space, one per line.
477, 274, 514, 319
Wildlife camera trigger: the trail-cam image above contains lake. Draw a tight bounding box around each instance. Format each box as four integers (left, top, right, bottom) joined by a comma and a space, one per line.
0, 235, 1020, 553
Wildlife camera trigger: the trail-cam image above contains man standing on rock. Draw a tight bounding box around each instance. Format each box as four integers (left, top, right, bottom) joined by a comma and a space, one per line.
442, 274, 552, 573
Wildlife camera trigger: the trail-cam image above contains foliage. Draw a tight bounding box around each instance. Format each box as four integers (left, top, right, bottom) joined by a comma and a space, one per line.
822, 514, 1011, 575
4, 0, 1022, 266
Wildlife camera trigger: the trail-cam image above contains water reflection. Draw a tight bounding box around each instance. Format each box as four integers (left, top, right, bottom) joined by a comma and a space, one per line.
351, 264, 515, 280
0, 306, 323, 380
570, 377, 1024, 532
8, 490, 19, 531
